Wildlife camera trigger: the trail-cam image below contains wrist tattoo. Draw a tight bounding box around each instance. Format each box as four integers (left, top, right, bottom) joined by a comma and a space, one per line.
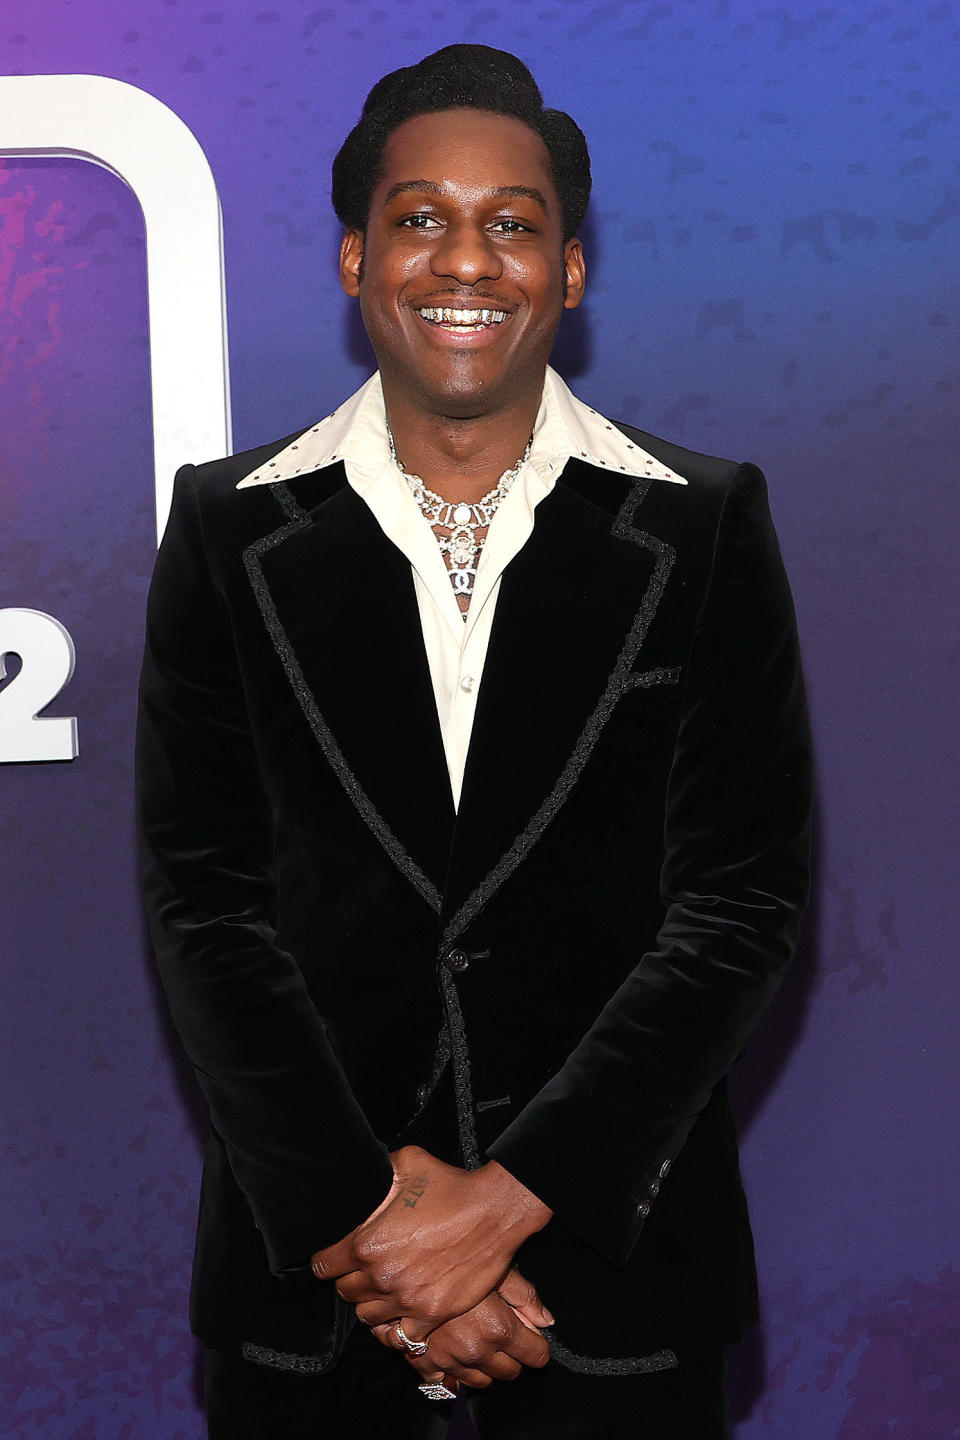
401, 1174, 429, 1209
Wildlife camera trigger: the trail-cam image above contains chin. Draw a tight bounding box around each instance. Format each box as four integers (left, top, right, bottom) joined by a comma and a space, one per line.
417, 369, 507, 420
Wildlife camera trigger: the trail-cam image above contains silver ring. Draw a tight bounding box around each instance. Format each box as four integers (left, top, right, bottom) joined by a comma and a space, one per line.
419, 1381, 457, 1401
395, 1320, 429, 1357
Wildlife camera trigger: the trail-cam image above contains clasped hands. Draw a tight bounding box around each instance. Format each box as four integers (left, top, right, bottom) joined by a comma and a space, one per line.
311, 1145, 554, 1393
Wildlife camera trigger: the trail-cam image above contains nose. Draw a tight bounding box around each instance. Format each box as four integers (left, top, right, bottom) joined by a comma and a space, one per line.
430, 221, 503, 284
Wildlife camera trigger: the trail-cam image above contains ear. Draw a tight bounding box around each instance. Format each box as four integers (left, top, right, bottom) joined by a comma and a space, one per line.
340, 228, 364, 297
562, 237, 586, 310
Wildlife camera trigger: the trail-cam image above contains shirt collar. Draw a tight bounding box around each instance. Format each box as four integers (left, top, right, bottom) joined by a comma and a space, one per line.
235, 366, 687, 489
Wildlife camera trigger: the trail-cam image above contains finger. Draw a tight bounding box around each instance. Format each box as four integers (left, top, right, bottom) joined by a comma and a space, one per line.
423, 1299, 540, 1377
443, 1347, 526, 1382
403, 1352, 462, 1399
510, 1330, 551, 1368
416, 1367, 448, 1387
382, 1317, 433, 1360
332, 1271, 381, 1305
372, 1319, 428, 1353
497, 1268, 554, 1328
453, 1367, 492, 1390
507, 1306, 540, 1334
414, 1368, 461, 1398
493, 1355, 523, 1382
406, 1349, 463, 1388
354, 1297, 411, 1329
491, 1310, 551, 1369
310, 1241, 356, 1281
500, 1316, 551, 1369
485, 1288, 552, 1362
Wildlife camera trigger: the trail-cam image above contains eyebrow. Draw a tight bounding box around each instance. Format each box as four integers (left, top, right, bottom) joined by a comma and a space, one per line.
383, 179, 549, 212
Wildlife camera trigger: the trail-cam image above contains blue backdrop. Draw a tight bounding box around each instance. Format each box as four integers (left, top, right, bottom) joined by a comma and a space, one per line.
2, 3, 957, 1436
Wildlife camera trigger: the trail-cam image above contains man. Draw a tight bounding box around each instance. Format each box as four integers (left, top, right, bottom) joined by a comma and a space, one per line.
137, 44, 812, 1439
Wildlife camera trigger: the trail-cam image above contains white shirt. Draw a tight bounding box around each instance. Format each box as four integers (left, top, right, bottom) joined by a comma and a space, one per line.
238, 367, 687, 809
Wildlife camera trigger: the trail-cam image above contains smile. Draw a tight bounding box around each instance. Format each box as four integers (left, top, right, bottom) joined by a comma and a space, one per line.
416, 306, 508, 332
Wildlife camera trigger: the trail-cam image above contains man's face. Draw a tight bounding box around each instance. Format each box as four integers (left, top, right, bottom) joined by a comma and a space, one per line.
339, 108, 585, 420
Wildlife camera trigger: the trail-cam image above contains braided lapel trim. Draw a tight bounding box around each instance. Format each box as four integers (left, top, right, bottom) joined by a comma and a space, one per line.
242, 1341, 336, 1375
243, 482, 442, 915
441, 477, 675, 952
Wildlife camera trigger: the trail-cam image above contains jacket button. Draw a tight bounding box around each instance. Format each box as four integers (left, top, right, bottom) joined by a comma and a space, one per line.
444, 947, 470, 974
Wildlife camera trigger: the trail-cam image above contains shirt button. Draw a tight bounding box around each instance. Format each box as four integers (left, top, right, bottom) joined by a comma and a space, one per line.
460, 675, 475, 693
444, 948, 470, 974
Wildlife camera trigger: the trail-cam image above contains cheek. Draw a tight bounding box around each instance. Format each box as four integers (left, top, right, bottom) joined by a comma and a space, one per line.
376, 241, 431, 287
359, 277, 406, 334
363, 256, 431, 332
509, 258, 566, 314
522, 284, 566, 335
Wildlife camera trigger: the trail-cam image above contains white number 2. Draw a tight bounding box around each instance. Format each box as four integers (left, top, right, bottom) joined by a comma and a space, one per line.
0, 608, 79, 762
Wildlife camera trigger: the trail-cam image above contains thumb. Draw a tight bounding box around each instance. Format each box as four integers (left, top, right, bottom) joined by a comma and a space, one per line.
497, 1266, 554, 1329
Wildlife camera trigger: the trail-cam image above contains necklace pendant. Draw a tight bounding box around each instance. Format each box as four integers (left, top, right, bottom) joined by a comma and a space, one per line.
387, 424, 534, 611
447, 531, 477, 570
450, 566, 476, 595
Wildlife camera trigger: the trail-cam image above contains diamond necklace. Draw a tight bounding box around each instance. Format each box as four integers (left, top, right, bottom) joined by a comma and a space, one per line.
387, 426, 533, 607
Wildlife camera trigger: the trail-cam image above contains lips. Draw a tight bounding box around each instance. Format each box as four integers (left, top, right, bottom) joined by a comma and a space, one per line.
415, 305, 508, 332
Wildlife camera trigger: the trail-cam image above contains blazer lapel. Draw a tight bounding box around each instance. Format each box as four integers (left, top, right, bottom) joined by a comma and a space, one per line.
442, 462, 676, 940
245, 473, 454, 908
243, 458, 676, 929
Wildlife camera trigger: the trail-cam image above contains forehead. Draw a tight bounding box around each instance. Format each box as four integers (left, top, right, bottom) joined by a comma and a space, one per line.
374, 108, 559, 212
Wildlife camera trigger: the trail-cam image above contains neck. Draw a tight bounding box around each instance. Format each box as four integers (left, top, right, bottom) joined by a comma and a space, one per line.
382, 386, 543, 504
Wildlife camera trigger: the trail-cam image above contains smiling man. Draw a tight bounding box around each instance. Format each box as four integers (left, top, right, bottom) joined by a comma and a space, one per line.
137, 44, 812, 1440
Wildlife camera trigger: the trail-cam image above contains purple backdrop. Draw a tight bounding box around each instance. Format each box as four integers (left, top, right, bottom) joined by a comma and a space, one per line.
2, 3, 958, 1437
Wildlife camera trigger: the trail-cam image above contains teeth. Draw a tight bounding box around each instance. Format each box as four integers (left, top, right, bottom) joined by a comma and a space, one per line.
418, 307, 507, 325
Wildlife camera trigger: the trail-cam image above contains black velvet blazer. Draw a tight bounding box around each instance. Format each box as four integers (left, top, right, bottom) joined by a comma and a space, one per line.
136, 420, 812, 1377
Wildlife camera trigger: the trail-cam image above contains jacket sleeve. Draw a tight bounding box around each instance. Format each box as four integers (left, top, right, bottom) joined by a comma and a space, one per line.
487, 462, 813, 1265
136, 465, 394, 1274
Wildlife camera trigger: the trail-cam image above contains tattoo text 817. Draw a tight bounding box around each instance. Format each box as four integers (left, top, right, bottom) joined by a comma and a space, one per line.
401, 1175, 429, 1208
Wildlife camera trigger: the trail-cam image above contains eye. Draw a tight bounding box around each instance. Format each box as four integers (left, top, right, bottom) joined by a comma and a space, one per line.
490, 218, 533, 235
398, 213, 441, 229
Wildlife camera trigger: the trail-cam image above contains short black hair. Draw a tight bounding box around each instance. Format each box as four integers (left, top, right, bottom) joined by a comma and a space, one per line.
332, 44, 591, 243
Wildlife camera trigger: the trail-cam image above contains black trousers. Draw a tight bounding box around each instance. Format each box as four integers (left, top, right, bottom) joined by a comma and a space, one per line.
204, 1324, 731, 1440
